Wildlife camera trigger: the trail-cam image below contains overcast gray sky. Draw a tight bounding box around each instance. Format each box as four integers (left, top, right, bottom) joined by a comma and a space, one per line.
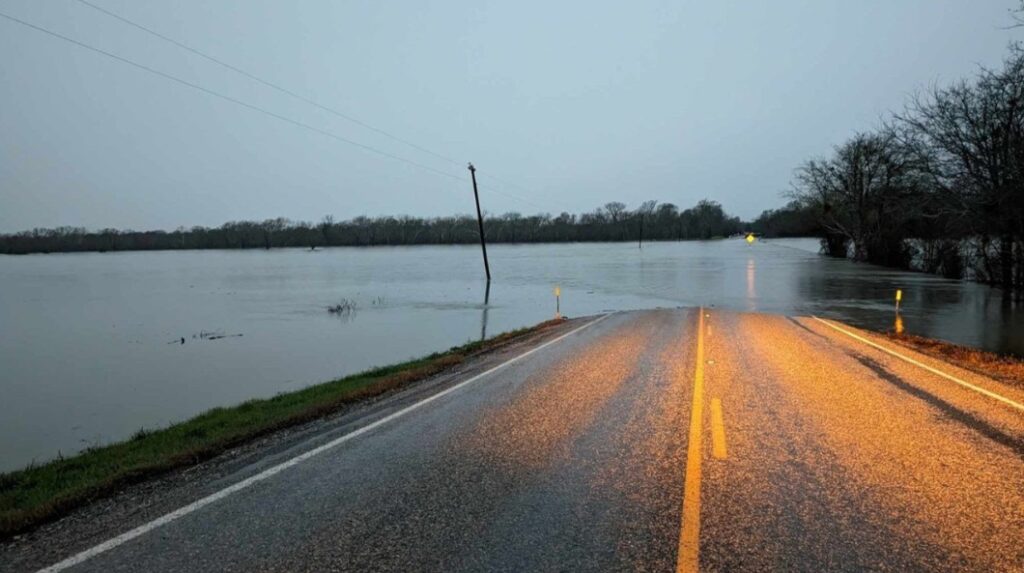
1, 1, 1020, 232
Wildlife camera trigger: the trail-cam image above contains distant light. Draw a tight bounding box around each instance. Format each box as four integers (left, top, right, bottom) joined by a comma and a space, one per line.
554, 286, 561, 297
895, 289, 902, 302
745, 233, 755, 244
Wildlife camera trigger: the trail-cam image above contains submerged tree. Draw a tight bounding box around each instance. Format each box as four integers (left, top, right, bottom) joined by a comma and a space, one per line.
791, 131, 923, 266
635, 200, 658, 248
0, 199, 752, 254
897, 46, 1024, 291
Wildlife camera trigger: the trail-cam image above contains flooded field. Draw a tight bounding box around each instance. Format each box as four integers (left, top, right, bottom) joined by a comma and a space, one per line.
1, 238, 1021, 471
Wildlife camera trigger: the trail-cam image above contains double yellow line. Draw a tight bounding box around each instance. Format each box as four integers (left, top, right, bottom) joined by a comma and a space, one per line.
677, 307, 727, 573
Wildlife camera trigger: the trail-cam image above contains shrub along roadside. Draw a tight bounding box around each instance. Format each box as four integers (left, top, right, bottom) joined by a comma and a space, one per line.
0, 318, 565, 539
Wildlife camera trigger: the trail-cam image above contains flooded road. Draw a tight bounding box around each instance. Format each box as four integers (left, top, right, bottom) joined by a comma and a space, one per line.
1, 238, 1021, 471
9, 309, 1023, 572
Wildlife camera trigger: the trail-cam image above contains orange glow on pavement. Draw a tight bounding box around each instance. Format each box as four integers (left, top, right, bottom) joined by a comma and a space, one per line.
677, 308, 706, 573
711, 398, 728, 459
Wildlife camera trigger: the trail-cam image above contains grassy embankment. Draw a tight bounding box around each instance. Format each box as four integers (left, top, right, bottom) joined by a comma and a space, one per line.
0, 318, 566, 539
887, 332, 1024, 389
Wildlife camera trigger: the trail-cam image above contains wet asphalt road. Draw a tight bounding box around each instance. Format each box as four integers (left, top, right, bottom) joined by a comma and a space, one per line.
16, 309, 1024, 572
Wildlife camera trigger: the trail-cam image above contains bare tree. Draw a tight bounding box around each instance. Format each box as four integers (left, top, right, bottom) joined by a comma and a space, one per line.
604, 201, 628, 240
319, 215, 335, 247
635, 200, 658, 248
791, 131, 921, 265
897, 46, 1024, 290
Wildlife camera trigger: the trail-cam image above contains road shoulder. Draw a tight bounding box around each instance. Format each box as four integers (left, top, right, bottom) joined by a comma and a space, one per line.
0, 316, 593, 571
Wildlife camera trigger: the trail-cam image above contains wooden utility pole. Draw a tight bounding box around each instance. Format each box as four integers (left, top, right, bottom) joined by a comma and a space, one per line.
480, 280, 490, 340
467, 163, 491, 281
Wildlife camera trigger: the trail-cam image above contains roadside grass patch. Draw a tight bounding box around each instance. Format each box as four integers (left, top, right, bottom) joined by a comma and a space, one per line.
0, 319, 564, 538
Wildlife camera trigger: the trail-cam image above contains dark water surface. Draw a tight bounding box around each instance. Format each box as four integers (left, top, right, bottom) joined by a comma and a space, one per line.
1, 238, 1020, 471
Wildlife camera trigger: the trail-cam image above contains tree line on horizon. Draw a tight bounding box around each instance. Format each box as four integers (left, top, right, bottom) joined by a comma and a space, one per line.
0, 198, 789, 255
786, 41, 1024, 296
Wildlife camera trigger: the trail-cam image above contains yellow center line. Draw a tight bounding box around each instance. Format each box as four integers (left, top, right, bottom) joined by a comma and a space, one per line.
677, 307, 706, 573
710, 398, 727, 460
810, 316, 1024, 414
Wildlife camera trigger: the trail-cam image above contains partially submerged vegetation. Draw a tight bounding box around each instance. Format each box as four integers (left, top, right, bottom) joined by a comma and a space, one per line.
327, 298, 357, 315
788, 40, 1024, 296
0, 199, 745, 254
887, 332, 1024, 389
0, 318, 566, 539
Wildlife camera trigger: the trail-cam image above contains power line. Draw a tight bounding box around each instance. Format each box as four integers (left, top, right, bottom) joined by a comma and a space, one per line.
477, 173, 570, 211
73, 0, 464, 168
0, 10, 468, 185
1, 9, 557, 213
72, 0, 565, 211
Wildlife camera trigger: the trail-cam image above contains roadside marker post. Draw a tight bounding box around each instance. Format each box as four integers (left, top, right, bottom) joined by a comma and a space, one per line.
554, 285, 561, 318
895, 288, 902, 314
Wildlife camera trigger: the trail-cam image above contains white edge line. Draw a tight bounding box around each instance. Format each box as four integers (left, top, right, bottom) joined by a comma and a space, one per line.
38, 313, 614, 573
810, 316, 1024, 414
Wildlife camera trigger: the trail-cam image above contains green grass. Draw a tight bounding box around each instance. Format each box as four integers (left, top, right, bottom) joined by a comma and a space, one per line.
0, 319, 563, 538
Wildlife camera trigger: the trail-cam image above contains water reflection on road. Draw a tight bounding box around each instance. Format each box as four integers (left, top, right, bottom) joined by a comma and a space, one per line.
0, 238, 1020, 471
746, 257, 756, 311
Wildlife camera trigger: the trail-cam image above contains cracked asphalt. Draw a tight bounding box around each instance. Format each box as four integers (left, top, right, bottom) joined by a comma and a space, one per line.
4, 308, 1023, 572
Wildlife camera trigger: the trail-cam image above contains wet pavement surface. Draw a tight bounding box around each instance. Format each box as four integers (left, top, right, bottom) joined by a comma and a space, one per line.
4, 308, 1023, 572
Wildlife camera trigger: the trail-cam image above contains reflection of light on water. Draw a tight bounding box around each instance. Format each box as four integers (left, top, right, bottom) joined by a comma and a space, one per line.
480, 280, 491, 341
746, 258, 756, 310
7, 238, 1024, 473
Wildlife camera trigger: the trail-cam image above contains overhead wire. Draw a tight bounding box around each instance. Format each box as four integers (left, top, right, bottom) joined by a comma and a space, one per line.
72, 0, 565, 212
0, 11, 470, 185
2, 7, 566, 213
73, 0, 465, 168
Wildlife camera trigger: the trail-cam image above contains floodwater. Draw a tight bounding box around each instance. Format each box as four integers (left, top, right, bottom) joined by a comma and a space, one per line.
1, 238, 1021, 472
